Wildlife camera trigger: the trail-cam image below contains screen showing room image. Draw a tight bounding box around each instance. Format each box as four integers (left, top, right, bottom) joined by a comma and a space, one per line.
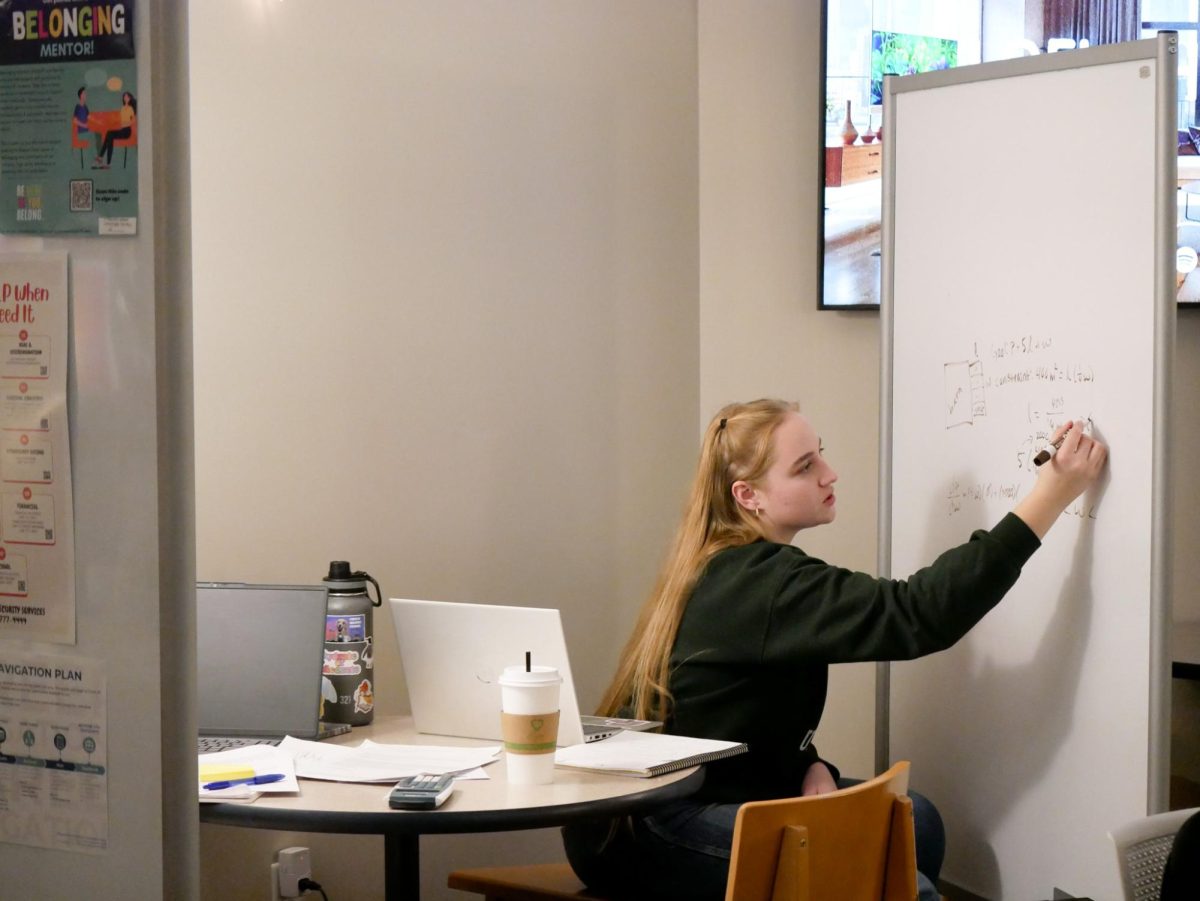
821, 1, 1196, 309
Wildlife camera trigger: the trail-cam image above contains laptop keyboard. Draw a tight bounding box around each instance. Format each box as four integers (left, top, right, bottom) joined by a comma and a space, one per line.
197, 736, 282, 753
197, 722, 351, 754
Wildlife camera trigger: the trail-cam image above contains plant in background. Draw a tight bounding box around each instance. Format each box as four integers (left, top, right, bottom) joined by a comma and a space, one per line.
870, 30, 958, 105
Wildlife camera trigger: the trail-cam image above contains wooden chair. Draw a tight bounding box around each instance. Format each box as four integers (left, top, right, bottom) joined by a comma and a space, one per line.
448, 761, 917, 901
725, 760, 916, 901
1109, 806, 1199, 901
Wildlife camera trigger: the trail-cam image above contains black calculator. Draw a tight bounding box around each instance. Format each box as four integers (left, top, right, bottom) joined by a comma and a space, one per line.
387, 773, 455, 810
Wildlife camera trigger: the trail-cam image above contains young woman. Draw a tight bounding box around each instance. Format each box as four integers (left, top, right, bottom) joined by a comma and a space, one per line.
95, 92, 136, 169
562, 398, 1108, 901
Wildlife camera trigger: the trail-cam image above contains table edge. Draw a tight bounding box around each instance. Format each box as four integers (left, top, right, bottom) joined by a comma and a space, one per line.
199, 766, 705, 836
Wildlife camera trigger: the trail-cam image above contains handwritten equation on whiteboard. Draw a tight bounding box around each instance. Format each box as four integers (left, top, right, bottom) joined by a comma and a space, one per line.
941, 334, 1098, 521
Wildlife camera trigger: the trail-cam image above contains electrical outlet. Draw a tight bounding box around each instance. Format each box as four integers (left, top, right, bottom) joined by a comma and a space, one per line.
275, 846, 311, 899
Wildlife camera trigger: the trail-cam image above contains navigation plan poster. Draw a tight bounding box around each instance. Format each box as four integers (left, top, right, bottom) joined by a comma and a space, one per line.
0, 652, 107, 853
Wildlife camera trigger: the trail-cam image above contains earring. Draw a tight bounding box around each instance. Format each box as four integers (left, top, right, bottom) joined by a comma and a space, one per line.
755, 507, 762, 517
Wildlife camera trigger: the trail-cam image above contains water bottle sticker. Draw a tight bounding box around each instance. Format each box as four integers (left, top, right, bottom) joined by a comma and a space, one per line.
323, 648, 361, 676
352, 679, 374, 713
325, 613, 366, 642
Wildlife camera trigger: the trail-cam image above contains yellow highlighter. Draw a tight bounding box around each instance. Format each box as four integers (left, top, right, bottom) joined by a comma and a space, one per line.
199, 765, 256, 784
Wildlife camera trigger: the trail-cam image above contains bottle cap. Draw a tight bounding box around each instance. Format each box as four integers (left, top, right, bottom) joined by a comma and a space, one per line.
324, 560, 367, 592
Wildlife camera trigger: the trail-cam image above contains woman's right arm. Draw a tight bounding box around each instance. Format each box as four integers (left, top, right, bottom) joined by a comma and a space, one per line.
1012, 419, 1107, 540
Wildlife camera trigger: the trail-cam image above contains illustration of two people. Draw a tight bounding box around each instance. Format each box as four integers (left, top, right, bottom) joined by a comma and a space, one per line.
72, 86, 137, 170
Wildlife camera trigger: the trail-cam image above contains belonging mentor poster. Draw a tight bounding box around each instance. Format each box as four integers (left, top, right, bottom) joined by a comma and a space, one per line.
0, 1, 137, 235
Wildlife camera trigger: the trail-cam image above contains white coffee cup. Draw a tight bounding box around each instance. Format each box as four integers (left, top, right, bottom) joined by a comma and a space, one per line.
498, 664, 562, 785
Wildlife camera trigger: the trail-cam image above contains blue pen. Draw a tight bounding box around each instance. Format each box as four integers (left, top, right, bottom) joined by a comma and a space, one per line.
203, 773, 286, 791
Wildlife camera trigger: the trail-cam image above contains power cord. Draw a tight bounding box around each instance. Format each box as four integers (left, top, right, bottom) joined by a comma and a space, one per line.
298, 877, 330, 901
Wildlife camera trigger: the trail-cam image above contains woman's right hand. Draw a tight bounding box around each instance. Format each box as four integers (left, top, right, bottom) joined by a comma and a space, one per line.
1013, 419, 1107, 539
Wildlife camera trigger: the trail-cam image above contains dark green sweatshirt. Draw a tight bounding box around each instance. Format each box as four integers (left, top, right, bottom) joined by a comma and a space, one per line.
667, 513, 1040, 802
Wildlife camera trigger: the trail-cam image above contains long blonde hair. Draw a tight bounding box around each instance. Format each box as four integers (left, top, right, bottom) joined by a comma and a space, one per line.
597, 399, 798, 721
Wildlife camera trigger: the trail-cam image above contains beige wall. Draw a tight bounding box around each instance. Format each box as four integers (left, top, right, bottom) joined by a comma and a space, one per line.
191, 2, 698, 898
1173, 316, 1200, 625
697, 0, 878, 779
1172, 316, 1200, 800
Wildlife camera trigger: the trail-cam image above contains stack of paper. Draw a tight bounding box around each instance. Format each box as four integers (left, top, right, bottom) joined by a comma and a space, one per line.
555, 731, 747, 777
198, 739, 502, 804
198, 745, 299, 802
278, 736, 501, 783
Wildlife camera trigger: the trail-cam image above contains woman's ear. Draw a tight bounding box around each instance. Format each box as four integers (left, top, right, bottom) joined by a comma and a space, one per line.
731, 480, 758, 513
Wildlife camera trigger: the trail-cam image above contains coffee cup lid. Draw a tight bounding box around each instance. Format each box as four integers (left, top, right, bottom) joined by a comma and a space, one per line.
499, 664, 561, 686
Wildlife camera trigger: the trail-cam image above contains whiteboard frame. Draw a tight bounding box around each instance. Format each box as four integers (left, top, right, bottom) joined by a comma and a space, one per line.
877, 35, 1176, 815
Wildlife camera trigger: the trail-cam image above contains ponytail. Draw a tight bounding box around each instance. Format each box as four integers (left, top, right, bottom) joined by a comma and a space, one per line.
597, 399, 797, 720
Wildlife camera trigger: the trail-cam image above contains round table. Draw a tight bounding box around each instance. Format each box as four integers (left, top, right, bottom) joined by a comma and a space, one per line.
199, 715, 704, 899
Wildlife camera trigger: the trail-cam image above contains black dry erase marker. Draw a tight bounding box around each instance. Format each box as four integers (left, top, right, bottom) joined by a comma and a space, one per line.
1033, 419, 1091, 467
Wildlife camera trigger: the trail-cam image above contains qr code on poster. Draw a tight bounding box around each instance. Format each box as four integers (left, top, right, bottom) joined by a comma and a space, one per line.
69, 179, 93, 212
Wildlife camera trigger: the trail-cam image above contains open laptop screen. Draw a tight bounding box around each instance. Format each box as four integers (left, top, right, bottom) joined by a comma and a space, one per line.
390, 598, 592, 746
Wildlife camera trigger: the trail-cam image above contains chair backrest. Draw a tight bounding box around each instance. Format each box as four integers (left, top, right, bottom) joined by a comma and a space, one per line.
1109, 806, 1199, 901
725, 760, 916, 901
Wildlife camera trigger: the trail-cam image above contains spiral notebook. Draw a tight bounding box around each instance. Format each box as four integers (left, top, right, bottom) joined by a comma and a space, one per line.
553, 729, 747, 777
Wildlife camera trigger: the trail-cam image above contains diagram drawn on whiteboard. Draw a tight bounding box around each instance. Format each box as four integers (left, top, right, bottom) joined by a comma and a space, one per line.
944, 359, 986, 428
942, 337, 1099, 476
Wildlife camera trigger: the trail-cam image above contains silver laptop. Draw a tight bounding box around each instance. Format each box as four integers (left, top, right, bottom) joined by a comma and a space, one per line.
389, 598, 660, 746
197, 582, 350, 751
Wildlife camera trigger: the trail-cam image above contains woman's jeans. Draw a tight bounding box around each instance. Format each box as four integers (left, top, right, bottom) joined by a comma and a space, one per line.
562, 779, 945, 901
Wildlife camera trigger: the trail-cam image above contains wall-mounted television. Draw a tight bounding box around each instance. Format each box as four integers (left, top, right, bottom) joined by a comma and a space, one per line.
819, 1, 1194, 310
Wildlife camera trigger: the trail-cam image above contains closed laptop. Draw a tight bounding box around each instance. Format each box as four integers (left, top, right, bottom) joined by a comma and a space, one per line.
197, 582, 345, 750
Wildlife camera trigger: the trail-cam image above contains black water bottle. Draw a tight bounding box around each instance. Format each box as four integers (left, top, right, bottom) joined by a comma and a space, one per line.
321, 561, 382, 726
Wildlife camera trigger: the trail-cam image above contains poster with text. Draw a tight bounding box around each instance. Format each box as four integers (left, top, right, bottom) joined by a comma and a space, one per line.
0, 652, 107, 854
0, 1, 137, 235
0, 253, 74, 643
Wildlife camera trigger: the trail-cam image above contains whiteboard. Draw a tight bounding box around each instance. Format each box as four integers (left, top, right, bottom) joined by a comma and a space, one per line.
881, 38, 1174, 901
